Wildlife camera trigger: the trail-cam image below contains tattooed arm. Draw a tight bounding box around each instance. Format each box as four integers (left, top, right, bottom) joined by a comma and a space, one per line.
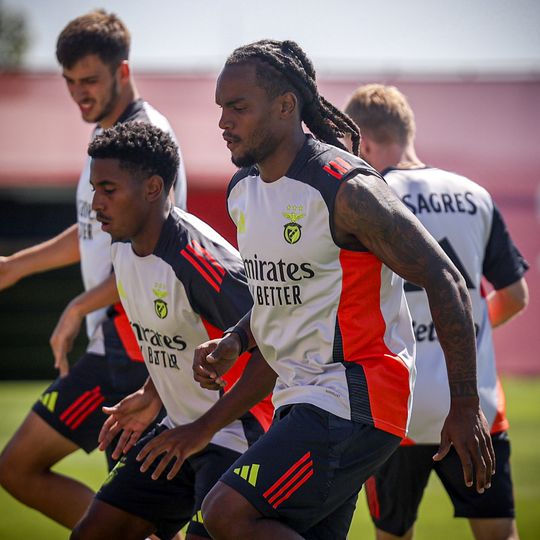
334, 172, 495, 492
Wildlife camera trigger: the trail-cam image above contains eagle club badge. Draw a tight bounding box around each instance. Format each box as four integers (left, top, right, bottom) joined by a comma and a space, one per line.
282, 205, 305, 244
152, 286, 168, 319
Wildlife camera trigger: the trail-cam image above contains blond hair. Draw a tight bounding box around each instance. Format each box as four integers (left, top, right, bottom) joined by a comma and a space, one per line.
344, 84, 415, 146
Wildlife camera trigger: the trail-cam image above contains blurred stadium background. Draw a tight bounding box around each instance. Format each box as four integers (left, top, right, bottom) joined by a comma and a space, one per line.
0, 0, 538, 538
1, 74, 538, 378
0, 0, 538, 378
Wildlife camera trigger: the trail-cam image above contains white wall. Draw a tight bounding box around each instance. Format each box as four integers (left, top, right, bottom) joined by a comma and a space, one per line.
5, 0, 540, 74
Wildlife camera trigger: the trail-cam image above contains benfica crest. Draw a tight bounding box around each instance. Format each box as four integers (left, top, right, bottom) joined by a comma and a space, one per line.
152, 286, 168, 319
282, 205, 305, 245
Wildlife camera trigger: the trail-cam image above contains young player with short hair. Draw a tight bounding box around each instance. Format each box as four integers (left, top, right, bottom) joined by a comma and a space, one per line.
71, 121, 274, 540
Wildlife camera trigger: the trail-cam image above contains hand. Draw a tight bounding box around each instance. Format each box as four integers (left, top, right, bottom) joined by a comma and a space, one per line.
434, 397, 495, 493
193, 336, 242, 390
49, 300, 85, 377
98, 388, 162, 460
136, 421, 213, 480
0, 256, 23, 291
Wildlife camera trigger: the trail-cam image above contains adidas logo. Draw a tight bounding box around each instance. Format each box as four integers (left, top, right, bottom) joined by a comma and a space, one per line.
192, 510, 204, 524
40, 391, 58, 412
233, 464, 260, 487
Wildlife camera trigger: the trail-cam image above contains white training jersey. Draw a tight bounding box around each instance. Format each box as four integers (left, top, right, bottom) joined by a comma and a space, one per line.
110, 208, 273, 453
385, 166, 528, 444
227, 137, 415, 439
76, 100, 187, 354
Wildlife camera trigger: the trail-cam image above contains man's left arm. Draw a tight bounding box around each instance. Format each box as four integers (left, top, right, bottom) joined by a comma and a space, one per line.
334, 173, 494, 493
487, 278, 529, 328
50, 272, 120, 376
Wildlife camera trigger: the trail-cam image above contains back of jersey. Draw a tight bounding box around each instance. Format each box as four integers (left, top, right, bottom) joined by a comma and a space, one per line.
386, 166, 498, 443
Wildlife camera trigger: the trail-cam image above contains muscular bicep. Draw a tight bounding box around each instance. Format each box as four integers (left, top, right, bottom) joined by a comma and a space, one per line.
334, 174, 459, 288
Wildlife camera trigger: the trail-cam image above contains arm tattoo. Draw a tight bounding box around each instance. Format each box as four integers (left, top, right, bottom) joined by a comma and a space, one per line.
334, 175, 478, 398
449, 380, 479, 398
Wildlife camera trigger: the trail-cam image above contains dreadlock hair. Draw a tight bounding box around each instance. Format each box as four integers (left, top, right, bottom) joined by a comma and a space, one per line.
88, 122, 179, 193
56, 9, 130, 70
225, 39, 361, 156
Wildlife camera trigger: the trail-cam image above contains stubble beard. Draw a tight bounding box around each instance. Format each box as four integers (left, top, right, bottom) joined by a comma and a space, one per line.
93, 78, 121, 125
231, 129, 278, 168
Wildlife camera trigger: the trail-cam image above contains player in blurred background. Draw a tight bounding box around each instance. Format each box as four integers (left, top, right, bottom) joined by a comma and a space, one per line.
0, 10, 187, 530
344, 83, 529, 540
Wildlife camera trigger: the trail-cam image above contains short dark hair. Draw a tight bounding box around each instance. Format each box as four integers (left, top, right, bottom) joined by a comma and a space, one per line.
56, 10, 130, 70
88, 122, 179, 192
226, 39, 360, 156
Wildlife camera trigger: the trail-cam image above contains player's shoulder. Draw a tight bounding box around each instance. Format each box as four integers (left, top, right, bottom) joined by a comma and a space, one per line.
445, 169, 492, 202
110, 239, 132, 265
387, 166, 492, 198
157, 207, 241, 265
227, 166, 258, 198
117, 99, 174, 135
162, 209, 246, 297
292, 137, 378, 185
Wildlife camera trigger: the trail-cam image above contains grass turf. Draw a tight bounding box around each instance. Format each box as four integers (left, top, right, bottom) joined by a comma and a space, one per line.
0, 378, 539, 539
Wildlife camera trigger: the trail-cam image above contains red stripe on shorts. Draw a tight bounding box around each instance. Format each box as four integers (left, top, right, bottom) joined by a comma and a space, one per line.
268, 462, 314, 509
60, 386, 100, 421
70, 395, 106, 429
263, 451, 314, 508
60, 386, 104, 429
365, 476, 380, 519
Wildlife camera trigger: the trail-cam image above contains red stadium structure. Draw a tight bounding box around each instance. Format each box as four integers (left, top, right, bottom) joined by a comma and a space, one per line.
0, 72, 538, 374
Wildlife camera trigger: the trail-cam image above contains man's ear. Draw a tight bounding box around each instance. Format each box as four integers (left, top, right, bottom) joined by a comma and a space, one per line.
279, 91, 298, 118
146, 175, 164, 202
118, 60, 130, 83
360, 137, 370, 160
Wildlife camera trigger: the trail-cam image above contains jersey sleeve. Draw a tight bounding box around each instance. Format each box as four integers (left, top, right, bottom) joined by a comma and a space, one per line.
179, 239, 253, 331
156, 211, 253, 331
482, 204, 529, 289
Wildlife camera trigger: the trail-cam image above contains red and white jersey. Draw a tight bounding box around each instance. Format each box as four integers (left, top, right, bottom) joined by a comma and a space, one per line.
385, 166, 528, 444
227, 137, 415, 439
77, 100, 187, 354
111, 208, 273, 453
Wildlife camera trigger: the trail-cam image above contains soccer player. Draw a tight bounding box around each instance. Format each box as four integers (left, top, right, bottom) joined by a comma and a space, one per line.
0, 10, 187, 529
192, 40, 495, 540
70, 121, 275, 540
344, 84, 529, 540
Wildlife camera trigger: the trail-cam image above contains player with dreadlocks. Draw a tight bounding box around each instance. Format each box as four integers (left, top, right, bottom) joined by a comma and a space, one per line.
193, 40, 494, 540
222, 39, 361, 157
224, 39, 361, 156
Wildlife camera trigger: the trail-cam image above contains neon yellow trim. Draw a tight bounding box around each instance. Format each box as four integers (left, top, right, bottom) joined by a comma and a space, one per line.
48, 392, 58, 412
248, 463, 260, 487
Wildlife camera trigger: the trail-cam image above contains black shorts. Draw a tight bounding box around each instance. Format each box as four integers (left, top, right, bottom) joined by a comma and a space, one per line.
96, 425, 242, 540
366, 432, 515, 536
219, 403, 401, 540
32, 350, 149, 469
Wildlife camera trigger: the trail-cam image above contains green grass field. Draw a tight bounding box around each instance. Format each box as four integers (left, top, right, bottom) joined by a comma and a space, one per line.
0, 378, 539, 539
